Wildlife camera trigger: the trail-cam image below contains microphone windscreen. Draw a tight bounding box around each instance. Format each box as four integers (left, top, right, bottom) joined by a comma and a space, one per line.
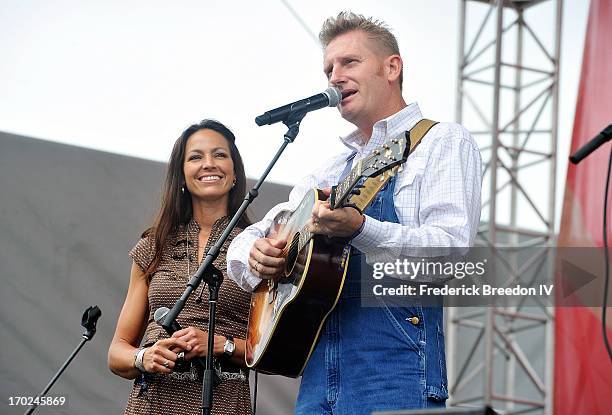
154, 307, 170, 325
325, 86, 342, 107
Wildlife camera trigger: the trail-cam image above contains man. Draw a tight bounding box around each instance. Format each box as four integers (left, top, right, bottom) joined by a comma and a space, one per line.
227, 11, 482, 414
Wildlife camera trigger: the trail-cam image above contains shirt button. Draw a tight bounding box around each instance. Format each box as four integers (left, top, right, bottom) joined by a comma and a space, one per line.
407, 316, 420, 325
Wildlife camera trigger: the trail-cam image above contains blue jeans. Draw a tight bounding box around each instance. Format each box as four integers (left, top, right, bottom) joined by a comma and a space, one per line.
295, 297, 447, 414
295, 173, 448, 414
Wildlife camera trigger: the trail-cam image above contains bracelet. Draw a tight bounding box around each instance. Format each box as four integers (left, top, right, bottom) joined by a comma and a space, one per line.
348, 214, 366, 240
134, 347, 148, 373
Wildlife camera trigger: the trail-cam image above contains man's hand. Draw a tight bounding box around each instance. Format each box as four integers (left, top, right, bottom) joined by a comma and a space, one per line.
248, 237, 287, 279
308, 188, 364, 238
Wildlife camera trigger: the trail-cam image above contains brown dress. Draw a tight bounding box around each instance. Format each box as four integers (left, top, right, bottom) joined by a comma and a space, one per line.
124, 217, 252, 415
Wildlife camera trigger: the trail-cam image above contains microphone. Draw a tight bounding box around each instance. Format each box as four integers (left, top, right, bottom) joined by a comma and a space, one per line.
570, 124, 612, 164
255, 86, 342, 126
154, 307, 182, 333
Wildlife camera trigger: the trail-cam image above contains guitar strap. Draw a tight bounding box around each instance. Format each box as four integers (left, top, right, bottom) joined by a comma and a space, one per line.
406, 118, 439, 154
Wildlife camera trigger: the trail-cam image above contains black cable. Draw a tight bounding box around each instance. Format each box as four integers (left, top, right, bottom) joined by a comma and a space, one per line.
252, 370, 258, 415
602, 147, 612, 360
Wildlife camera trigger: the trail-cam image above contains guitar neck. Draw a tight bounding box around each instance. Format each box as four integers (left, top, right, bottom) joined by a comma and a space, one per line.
330, 159, 363, 209
330, 160, 398, 212
348, 167, 397, 212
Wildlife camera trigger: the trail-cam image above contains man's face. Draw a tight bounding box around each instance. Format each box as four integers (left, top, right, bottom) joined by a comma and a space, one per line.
323, 30, 392, 128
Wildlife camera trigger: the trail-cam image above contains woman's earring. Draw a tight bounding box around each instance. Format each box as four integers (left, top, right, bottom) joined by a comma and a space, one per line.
232, 179, 236, 188
181, 186, 185, 194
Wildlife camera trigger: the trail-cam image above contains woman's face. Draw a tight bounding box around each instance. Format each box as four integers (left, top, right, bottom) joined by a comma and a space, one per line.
183, 129, 235, 206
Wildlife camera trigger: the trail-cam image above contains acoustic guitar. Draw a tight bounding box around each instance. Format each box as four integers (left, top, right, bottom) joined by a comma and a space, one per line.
246, 119, 436, 377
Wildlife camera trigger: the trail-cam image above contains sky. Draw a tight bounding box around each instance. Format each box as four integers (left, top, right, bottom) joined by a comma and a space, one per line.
0, 0, 591, 231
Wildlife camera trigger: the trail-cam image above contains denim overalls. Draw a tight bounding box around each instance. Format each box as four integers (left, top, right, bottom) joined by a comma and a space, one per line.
295, 152, 448, 414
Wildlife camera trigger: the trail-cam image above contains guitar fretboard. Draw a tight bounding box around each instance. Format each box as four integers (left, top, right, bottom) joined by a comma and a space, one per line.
331, 159, 362, 210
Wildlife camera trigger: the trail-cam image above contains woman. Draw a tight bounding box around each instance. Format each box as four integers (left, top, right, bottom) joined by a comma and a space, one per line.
108, 119, 253, 414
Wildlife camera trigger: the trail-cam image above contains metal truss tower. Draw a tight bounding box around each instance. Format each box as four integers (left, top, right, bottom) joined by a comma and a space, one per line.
448, 1, 562, 414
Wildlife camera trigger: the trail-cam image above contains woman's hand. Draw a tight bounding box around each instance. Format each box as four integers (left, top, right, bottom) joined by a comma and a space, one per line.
142, 337, 191, 373
171, 327, 227, 361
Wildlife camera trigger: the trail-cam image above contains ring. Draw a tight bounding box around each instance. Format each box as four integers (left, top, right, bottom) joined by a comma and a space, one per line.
162, 360, 169, 368
255, 261, 260, 272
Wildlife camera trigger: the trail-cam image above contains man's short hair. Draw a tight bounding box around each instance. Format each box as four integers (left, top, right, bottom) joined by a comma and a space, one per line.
319, 11, 403, 90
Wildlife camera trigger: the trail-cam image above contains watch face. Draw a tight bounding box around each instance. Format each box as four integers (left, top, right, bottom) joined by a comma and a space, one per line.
225, 339, 235, 355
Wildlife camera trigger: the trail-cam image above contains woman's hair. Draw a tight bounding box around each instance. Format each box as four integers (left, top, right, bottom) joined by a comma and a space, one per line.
142, 119, 251, 279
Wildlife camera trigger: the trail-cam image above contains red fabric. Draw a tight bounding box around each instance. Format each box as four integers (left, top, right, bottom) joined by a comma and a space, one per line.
555, 0, 612, 413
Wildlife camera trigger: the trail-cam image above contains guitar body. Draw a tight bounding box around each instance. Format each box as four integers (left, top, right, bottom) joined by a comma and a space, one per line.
245, 188, 351, 377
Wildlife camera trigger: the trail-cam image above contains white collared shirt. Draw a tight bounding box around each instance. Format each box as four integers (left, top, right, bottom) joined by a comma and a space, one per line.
227, 103, 483, 291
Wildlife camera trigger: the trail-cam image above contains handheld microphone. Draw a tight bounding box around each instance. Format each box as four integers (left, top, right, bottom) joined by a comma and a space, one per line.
154, 307, 182, 333
154, 307, 197, 372
255, 86, 342, 126
154, 307, 223, 384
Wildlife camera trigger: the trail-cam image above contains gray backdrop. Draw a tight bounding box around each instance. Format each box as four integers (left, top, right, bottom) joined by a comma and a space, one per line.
0, 131, 299, 414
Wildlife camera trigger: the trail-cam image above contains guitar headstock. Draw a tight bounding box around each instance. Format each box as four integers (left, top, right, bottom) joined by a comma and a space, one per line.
329, 131, 410, 210
360, 132, 409, 178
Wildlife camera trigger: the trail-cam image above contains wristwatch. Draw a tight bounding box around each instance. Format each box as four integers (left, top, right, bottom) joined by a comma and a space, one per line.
223, 335, 235, 359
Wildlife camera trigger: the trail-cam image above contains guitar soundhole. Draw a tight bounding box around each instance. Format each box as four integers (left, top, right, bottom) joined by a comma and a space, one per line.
285, 233, 300, 276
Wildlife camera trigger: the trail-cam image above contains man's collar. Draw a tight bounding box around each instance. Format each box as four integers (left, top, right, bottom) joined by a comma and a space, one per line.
340, 102, 423, 151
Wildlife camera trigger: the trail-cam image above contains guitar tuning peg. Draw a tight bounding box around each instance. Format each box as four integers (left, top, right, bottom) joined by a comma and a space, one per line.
379, 175, 385, 182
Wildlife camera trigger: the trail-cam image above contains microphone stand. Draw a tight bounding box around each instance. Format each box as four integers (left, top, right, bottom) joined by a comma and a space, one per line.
162, 110, 308, 415
569, 124, 612, 360
570, 124, 612, 164
25, 306, 101, 415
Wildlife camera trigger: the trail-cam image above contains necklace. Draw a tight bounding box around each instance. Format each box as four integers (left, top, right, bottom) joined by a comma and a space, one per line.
186, 222, 191, 278
187, 221, 207, 303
